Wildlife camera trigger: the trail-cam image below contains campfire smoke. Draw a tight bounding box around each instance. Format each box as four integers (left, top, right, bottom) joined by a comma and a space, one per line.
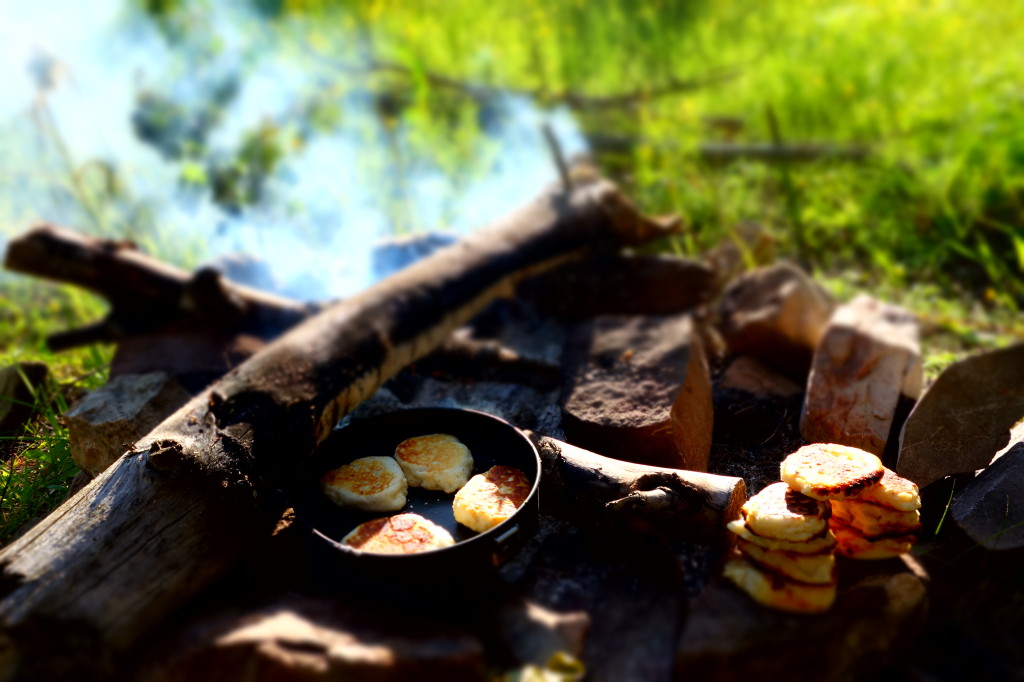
1, 0, 589, 302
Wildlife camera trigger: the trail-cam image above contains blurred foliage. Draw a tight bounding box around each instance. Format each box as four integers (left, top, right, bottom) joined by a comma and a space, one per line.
263, 0, 1024, 306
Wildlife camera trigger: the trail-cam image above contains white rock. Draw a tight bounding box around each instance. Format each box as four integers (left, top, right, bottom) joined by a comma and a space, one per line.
800, 295, 922, 456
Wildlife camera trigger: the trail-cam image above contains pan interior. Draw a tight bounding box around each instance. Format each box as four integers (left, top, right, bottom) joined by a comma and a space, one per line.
295, 408, 540, 551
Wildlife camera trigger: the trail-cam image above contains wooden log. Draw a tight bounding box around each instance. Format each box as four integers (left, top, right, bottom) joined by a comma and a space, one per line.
3, 224, 313, 349
412, 330, 561, 391
530, 435, 745, 546
0, 179, 676, 681
517, 253, 717, 319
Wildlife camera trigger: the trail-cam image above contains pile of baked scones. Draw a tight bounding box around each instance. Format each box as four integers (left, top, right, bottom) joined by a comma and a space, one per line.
725, 443, 922, 613
320, 433, 530, 554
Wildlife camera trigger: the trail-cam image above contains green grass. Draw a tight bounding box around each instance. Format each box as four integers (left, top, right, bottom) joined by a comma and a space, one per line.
1, 0, 1023, 540
289, 0, 1024, 305
0, 282, 112, 543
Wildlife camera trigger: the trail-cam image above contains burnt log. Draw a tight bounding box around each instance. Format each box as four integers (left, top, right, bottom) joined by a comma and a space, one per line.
517, 253, 717, 319
531, 435, 745, 546
0, 179, 677, 681
3, 224, 313, 351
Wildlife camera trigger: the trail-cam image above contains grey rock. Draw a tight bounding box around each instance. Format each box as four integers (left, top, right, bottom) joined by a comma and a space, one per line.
952, 441, 1024, 550
495, 598, 589, 669
561, 314, 713, 470
511, 527, 685, 682
65, 372, 192, 475
676, 569, 928, 681
720, 356, 802, 398
897, 343, 1024, 488
801, 295, 922, 456
718, 262, 834, 380
137, 597, 487, 682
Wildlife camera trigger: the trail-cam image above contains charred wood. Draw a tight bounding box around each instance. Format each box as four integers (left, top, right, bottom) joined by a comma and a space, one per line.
3, 224, 314, 351
530, 434, 744, 546
518, 254, 716, 319
412, 330, 561, 391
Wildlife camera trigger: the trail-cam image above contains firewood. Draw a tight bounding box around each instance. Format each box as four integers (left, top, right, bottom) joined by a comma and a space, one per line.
413, 330, 561, 391
0, 179, 677, 681
3, 224, 313, 351
530, 435, 745, 546
517, 253, 717, 319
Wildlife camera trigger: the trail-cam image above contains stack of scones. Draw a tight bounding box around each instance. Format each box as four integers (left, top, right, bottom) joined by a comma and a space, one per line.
725, 443, 922, 613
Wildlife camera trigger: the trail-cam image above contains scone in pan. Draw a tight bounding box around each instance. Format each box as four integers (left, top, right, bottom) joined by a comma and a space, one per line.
293, 407, 541, 568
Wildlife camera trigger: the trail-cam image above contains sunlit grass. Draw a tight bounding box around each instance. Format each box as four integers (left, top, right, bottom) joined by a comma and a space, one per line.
0, 279, 112, 540
291, 0, 1024, 304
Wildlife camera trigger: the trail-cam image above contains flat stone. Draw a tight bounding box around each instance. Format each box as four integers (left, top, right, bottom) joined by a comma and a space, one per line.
801, 295, 922, 457
518, 254, 717, 319
951, 441, 1024, 550
65, 372, 192, 475
676, 567, 928, 681
561, 314, 713, 470
720, 356, 802, 398
897, 343, 1024, 488
510, 526, 686, 682
717, 262, 834, 380
495, 598, 589, 669
137, 598, 487, 682
0, 362, 47, 436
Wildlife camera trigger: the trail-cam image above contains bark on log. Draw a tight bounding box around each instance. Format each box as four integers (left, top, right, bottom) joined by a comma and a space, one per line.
3, 224, 313, 350
530, 434, 745, 546
0, 180, 676, 681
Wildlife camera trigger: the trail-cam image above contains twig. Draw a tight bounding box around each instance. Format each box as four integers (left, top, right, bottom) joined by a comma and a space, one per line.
541, 123, 572, 191
585, 132, 871, 162
698, 142, 871, 163
46, 318, 119, 353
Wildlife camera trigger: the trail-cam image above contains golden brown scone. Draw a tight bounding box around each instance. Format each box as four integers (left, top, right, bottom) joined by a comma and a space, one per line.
831, 498, 922, 537
453, 465, 531, 533
723, 556, 837, 614
321, 456, 408, 512
342, 513, 455, 554
394, 434, 474, 493
741, 482, 831, 542
727, 520, 838, 554
780, 443, 884, 501
855, 467, 921, 512
829, 518, 915, 559
737, 538, 836, 585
